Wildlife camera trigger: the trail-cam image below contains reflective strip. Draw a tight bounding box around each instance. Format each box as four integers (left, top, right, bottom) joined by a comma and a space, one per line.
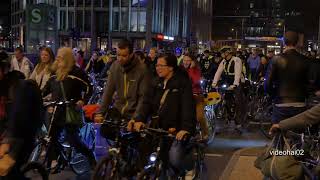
121, 74, 129, 115
224, 58, 235, 75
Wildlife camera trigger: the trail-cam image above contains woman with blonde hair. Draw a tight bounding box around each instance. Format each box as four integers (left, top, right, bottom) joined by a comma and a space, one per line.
42, 47, 96, 169
29, 47, 54, 90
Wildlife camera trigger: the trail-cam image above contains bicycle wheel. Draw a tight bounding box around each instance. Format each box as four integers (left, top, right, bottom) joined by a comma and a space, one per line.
70, 149, 91, 175
205, 105, 216, 144
92, 157, 120, 180
137, 166, 161, 180
29, 141, 47, 164
193, 147, 206, 180
21, 162, 48, 180
259, 105, 273, 139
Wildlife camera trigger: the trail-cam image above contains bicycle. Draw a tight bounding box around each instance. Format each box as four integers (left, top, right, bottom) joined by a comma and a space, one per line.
29, 100, 91, 175
285, 130, 320, 180
88, 72, 106, 104
92, 108, 143, 180
215, 83, 237, 127
137, 127, 207, 180
245, 79, 273, 139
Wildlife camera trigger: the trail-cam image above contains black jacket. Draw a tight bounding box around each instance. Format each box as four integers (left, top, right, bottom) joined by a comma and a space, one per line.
42, 66, 92, 125
265, 49, 310, 104
151, 68, 196, 134
43, 66, 92, 103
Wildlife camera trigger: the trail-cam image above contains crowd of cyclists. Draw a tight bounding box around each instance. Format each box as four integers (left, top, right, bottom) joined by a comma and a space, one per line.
0, 29, 319, 179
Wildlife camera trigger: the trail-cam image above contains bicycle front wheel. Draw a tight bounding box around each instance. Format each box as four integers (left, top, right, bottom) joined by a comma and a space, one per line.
92, 157, 120, 180
21, 162, 48, 180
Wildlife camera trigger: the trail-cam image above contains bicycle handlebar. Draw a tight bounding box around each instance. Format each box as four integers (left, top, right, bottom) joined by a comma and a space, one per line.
43, 99, 75, 108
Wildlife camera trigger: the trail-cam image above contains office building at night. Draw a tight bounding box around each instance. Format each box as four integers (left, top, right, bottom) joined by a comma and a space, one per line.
11, 0, 213, 54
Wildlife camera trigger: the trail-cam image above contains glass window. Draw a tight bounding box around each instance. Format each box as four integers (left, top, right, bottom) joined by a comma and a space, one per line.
68, 11, 74, 29
112, 11, 119, 31
60, 0, 66, 7
121, 0, 129, 6
120, 8, 128, 31
130, 11, 138, 31
84, 11, 91, 32
139, 11, 146, 32
68, 0, 74, 6
113, 0, 119, 6
85, 0, 91, 6
103, 0, 109, 7
96, 12, 109, 33
139, 0, 147, 7
76, 11, 83, 31
132, 0, 139, 6
60, 10, 66, 30
77, 0, 84, 6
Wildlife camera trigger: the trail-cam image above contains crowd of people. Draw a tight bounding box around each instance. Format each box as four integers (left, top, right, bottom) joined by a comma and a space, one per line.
0, 29, 319, 179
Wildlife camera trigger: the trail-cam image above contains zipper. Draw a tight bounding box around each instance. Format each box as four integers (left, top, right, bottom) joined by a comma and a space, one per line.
121, 73, 129, 115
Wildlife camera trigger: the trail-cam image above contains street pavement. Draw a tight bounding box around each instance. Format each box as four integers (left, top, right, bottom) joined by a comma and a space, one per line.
35, 121, 270, 180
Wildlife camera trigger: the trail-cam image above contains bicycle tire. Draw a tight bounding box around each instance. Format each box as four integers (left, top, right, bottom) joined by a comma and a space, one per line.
137, 161, 162, 180
29, 142, 47, 164
92, 157, 120, 180
21, 162, 48, 180
259, 105, 273, 139
70, 150, 91, 175
205, 106, 216, 144
193, 147, 206, 180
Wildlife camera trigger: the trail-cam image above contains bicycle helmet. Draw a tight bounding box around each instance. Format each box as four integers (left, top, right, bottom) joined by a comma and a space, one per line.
219, 46, 232, 53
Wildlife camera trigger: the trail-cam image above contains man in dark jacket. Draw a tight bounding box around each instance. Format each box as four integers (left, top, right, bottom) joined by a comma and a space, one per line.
95, 39, 153, 131
265, 31, 310, 124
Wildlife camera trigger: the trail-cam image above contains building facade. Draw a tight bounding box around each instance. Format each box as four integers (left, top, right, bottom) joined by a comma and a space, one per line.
212, 0, 285, 51
11, 0, 213, 54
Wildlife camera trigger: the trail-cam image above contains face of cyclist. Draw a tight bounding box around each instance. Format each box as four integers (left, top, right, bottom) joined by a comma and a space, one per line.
148, 49, 157, 61
156, 57, 174, 79
117, 47, 133, 66
261, 57, 268, 65
92, 52, 99, 61
183, 56, 192, 69
56, 49, 66, 69
40, 50, 50, 64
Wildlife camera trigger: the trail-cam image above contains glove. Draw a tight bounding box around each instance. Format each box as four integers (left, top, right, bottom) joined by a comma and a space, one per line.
211, 82, 217, 88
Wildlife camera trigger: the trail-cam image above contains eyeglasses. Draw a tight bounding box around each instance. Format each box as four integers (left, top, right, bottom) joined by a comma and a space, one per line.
155, 64, 168, 68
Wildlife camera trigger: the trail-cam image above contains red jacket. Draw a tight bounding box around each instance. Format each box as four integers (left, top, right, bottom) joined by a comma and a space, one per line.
184, 66, 202, 94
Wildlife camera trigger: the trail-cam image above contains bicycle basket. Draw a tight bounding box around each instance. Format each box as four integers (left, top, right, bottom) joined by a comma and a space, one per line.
204, 92, 221, 106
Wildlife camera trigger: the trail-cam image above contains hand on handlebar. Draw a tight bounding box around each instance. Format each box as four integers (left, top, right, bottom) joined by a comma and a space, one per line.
127, 120, 145, 132
176, 130, 190, 141
228, 85, 237, 90
93, 113, 104, 123
269, 124, 281, 136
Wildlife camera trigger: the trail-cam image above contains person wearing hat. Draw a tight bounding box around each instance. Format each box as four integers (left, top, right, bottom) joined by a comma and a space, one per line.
212, 46, 246, 133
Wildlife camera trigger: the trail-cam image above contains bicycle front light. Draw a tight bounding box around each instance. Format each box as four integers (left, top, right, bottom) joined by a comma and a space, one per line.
200, 80, 203, 84
149, 153, 157, 162
222, 84, 227, 88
